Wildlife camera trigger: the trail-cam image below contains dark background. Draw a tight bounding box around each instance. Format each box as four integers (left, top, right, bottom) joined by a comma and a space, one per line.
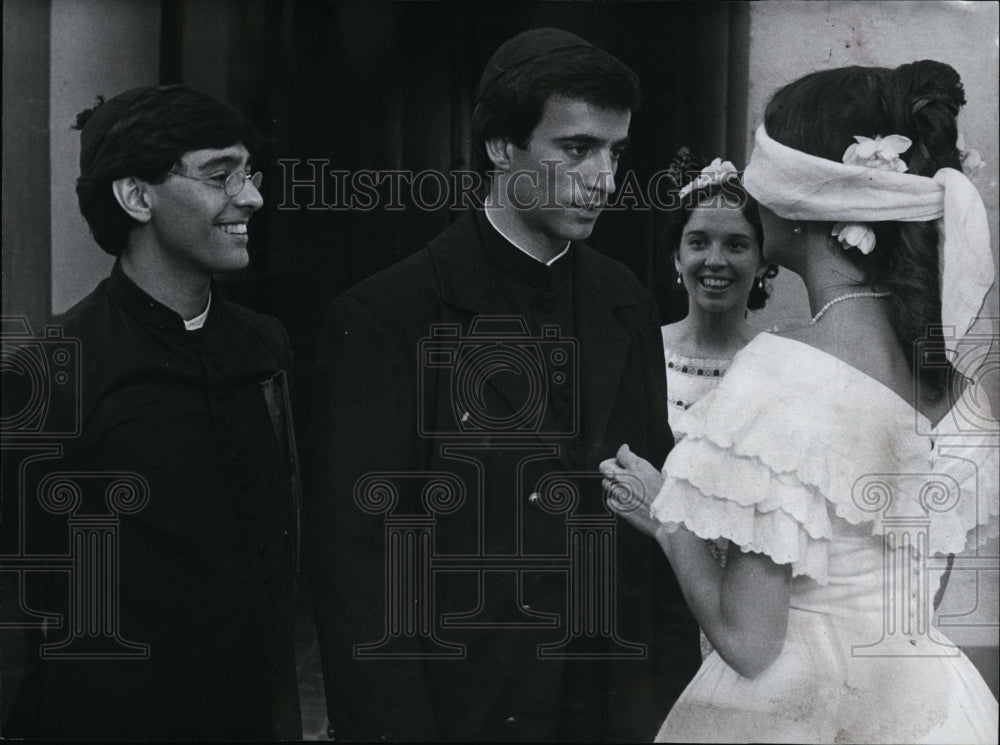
155, 0, 750, 381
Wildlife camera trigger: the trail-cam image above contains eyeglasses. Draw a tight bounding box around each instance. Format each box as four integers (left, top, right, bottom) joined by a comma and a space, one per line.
167, 169, 263, 197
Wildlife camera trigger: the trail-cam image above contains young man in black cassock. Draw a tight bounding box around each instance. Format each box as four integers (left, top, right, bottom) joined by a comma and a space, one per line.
4, 85, 301, 740
309, 28, 700, 741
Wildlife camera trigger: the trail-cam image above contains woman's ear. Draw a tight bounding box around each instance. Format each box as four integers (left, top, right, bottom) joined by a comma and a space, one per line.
111, 177, 153, 224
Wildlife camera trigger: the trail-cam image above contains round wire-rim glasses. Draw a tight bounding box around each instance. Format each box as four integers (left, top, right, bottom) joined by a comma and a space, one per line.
168, 169, 263, 197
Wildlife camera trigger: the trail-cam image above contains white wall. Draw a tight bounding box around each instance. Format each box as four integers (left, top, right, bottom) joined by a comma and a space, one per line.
746, 0, 999, 335
49, 0, 161, 314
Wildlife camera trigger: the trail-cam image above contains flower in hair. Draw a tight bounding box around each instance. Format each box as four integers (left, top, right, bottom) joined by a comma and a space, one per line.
960, 148, 984, 174
842, 134, 911, 172
956, 131, 985, 176
678, 158, 738, 198
831, 222, 876, 255
831, 134, 911, 255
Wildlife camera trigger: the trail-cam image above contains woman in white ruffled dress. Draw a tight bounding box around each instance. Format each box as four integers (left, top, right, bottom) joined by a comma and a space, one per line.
602, 60, 999, 744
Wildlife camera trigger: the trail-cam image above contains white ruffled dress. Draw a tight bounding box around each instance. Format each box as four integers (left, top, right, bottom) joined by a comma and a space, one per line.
652, 333, 999, 744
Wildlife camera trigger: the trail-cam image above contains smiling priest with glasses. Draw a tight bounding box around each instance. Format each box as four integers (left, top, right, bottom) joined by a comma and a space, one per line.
6, 85, 301, 740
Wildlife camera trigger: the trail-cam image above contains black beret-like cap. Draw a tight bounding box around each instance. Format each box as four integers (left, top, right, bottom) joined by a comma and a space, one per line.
78, 84, 185, 176
476, 27, 594, 100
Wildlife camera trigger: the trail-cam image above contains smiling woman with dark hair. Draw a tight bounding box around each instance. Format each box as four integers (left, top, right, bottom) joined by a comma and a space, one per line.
659, 152, 777, 441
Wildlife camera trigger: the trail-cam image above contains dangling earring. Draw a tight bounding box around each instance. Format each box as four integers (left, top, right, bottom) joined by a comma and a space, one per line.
676, 275, 683, 286
756, 276, 765, 290
792, 226, 802, 235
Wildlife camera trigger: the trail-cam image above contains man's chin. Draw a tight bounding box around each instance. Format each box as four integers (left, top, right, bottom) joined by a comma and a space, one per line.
561, 216, 600, 241
210, 251, 251, 275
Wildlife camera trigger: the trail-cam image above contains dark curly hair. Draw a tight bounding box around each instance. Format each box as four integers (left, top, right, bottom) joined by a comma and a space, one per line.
660, 150, 778, 310
73, 85, 259, 257
763, 60, 966, 395
471, 46, 641, 172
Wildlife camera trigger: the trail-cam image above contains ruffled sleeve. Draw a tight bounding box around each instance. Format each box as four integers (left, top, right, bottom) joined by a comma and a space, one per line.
649, 334, 1000, 584
653, 430, 835, 581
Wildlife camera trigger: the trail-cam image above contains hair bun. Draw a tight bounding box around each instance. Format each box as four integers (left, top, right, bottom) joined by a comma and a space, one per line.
888, 60, 965, 175
892, 60, 966, 117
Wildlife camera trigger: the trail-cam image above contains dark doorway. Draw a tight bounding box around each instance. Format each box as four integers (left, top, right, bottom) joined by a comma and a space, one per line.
163, 0, 749, 387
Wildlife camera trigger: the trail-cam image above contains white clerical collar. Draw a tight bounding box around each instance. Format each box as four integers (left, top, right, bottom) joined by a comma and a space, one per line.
183, 293, 212, 331
484, 208, 570, 266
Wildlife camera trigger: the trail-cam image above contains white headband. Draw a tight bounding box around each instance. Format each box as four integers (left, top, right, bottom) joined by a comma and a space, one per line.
744, 124, 994, 374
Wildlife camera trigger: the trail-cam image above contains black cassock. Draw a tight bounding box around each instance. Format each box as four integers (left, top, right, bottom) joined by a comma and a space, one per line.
308, 210, 700, 742
5, 262, 301, 740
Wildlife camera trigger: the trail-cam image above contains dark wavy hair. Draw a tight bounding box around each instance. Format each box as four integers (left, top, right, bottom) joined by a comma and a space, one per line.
763, 60, 966, 395
660, 152, 778, 310
471, 46, 641, 171
73, 85, 259, 257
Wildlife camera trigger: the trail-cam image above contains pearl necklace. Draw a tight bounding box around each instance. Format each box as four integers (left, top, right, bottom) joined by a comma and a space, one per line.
810, 292, 891, 325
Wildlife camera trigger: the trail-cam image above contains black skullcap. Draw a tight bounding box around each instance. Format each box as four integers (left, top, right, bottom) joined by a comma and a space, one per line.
78, 85, 183, 176
476, 28, 594, 100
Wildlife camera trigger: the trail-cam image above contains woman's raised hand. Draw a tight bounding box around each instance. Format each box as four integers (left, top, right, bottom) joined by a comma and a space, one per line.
599, 444, 667, 539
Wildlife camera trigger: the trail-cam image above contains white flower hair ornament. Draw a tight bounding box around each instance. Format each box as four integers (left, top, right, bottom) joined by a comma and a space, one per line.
678, 158, 739, 199
843, 134, 912, 172
831, 135, 912, 255
956, 131, 985, 176
830, 222, 877, 254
